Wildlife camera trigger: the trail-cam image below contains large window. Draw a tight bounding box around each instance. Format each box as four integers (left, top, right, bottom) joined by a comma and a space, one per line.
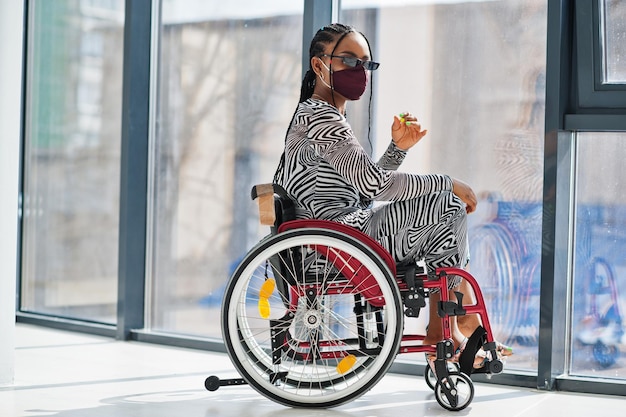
21, 0, 125, 323
342, 0, 547, 373
571, 132, 626, 379
148, 1, 304, 337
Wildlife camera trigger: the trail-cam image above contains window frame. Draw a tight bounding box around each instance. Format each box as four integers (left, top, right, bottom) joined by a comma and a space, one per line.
574, 0, 626, 109
545, 0, 626, 396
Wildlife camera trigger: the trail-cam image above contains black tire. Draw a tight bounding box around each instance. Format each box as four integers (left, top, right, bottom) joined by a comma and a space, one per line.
221, 228, 403, 408
434, 372, 474, 411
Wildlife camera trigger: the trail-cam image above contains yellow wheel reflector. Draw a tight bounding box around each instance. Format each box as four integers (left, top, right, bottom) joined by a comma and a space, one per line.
336, 354, 357, 374
259, 278, 276, 299
258, 279, 275, 319
258, 297, 270, 319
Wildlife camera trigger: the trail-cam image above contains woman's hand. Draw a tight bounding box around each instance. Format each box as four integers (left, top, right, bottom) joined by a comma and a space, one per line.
391, 112, 427, 151
452, 178, 478, 214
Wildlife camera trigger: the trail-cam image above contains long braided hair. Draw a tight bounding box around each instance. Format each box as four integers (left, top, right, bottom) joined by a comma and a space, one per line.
274, 23, 375, 184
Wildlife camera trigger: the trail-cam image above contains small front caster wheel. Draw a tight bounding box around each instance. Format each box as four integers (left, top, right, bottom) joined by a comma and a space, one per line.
434, 372, 474, 411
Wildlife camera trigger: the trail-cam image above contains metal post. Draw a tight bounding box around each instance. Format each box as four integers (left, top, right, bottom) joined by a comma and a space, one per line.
117, 0, 152, 340
302, 0, 339, 79
538, 0, 574, 390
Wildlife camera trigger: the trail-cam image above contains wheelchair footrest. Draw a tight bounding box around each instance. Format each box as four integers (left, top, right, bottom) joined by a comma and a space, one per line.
472, 358, 505, 375
474, 340, 505, 374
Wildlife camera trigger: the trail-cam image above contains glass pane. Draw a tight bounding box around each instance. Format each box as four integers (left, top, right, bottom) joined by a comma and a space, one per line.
602, 0, 626, 83
21, 0, 125, 323
342, 0, 547, 372
571, 132, 626, 380
150, 1, 304, 337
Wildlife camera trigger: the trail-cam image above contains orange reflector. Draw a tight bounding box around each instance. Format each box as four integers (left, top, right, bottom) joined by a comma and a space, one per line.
336, 354, 357, 374
258, 298, 270, 319
259, 278, 275, 299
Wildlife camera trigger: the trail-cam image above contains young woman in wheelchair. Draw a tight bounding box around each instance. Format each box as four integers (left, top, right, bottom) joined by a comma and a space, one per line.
272, 23, 512, 369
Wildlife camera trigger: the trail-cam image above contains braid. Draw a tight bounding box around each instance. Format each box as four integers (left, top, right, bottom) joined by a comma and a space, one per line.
299, 69, 317, 103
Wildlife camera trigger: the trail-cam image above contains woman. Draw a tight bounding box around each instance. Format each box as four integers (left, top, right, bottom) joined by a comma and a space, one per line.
273, 23, 506, 366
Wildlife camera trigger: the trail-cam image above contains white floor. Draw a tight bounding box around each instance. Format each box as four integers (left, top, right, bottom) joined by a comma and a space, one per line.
2, 324, 625, 417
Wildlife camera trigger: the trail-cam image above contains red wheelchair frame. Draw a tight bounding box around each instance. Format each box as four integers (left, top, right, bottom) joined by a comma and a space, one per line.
278, 218, 503, 375
206, 184, 504, 411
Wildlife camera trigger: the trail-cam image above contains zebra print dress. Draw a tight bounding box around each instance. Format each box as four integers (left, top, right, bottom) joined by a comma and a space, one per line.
277, 98, 469, 283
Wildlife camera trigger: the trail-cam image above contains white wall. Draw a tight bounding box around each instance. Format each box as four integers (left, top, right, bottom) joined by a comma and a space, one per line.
0, 0, 25, 386
375, 6, 435, 173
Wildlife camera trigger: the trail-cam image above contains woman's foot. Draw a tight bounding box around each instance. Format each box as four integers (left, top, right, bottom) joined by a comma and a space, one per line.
453, 338, 487, 369
495, 341, 514, 356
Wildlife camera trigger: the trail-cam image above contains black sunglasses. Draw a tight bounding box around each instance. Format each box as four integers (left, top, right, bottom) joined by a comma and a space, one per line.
321, 54, 380, 71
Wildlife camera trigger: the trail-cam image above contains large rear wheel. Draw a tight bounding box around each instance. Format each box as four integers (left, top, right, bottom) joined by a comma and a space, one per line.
222, 228, 403, 408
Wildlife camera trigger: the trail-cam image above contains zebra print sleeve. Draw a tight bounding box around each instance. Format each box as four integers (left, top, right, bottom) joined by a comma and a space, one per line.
309, 104, 453, 202
377, 141, 406, 170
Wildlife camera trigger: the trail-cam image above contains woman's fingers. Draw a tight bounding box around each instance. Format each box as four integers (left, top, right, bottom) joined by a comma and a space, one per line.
452, 178, 478, 214
399, 112, 418, 124
393, 112, 428, 150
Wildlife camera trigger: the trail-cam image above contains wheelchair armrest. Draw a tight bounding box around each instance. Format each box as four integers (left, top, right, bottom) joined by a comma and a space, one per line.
251, 184, 296, 228
251, 184, 277, 226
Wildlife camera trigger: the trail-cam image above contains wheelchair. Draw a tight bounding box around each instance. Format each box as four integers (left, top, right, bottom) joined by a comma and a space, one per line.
206, 184, 504, 411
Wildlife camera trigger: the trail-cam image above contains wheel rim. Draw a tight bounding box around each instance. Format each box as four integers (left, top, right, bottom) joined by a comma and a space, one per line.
222, 230, 403, 407
434, 372, 474, 411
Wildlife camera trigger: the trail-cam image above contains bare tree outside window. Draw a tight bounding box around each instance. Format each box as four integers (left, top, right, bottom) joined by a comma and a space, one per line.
151, 15, 303, 335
